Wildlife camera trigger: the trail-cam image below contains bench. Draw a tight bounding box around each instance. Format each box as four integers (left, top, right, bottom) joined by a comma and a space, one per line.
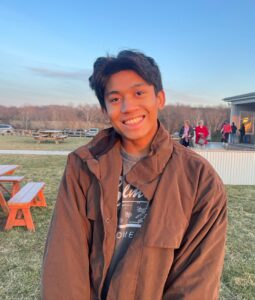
0, 175, 24, 196
55, 135, 68, 140
33, 135, 48, 143
33, 135, 67, 144
54, 135, 68, 144
3, 182, 46, 231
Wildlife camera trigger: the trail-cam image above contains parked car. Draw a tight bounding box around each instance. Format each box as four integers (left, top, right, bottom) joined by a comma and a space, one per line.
0, 124, 14, 135
63, 128, 86, 137
85, 128, 99, 137
75, 129, 87, 137
63, 128, 73, 136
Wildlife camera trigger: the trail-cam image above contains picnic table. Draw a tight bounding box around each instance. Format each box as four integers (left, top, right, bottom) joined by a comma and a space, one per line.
0, 165, 19, 176
0, 165, 21, 196
33, 130, 68, 144
0, 164, 47, 230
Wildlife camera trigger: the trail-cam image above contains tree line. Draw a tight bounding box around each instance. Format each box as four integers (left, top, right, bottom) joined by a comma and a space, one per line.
0, 104, 230, 140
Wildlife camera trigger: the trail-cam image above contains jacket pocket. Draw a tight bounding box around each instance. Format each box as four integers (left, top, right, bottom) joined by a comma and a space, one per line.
142, 206, 188, 249
143, 224, 185, 249
134, 218, 185, 300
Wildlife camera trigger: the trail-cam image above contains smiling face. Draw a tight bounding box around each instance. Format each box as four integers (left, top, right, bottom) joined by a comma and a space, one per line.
104, 70, 165, 155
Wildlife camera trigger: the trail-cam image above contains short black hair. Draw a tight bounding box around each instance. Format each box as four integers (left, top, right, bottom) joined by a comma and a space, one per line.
89, 50, 163, 110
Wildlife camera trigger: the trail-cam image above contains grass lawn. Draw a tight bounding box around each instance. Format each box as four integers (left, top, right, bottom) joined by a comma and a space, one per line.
0, 154, 254, 299
221, 185, 255, 299
0, 135, 90, 151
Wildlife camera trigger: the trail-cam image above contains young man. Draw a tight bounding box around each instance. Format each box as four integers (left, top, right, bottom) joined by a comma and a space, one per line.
41, 50, 227, 300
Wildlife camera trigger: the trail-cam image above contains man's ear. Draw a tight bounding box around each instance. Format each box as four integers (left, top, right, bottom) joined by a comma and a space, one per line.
157, 90, 166, 110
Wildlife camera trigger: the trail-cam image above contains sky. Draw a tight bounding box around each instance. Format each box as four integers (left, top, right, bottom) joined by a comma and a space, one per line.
0, 0, 254, 107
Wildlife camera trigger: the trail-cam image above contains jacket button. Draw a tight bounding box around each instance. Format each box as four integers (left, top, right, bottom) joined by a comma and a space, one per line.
105, 217, 111, 223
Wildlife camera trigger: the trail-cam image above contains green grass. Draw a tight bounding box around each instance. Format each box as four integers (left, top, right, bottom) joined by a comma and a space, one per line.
0, 155, 66, 300
0, 135, 90, 151
221, 186, 255, 299
0, 155, 254, 299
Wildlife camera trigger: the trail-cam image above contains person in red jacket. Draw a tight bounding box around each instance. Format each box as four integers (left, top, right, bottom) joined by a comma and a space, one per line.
221, 121, 232, 144
195, 120, 209, 147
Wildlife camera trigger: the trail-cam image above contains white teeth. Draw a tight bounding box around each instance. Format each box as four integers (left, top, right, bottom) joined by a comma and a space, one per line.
124, 116, 143, 125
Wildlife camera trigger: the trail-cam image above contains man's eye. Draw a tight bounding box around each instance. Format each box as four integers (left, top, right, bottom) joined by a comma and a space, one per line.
136, 90, 145, 96
110, 97, 120, 103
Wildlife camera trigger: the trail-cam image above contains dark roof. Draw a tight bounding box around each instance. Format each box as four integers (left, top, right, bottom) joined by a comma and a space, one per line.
223, 92, 255, 104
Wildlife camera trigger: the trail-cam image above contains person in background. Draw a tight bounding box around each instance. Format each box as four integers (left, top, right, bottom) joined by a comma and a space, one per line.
239, 121, 246, 143
230, 122, 237, 144
179, 120, 194, 147
195, 120, 209, 147
221, 121, 232, 145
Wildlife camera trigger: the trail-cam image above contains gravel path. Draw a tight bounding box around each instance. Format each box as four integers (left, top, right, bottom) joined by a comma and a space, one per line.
0, 150, 70, 155
0, 142, 254, 156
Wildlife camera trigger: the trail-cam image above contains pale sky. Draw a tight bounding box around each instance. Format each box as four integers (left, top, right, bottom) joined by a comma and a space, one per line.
0, 0, 254, 107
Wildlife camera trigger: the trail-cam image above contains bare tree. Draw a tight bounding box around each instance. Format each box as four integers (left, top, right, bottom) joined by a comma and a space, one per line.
0, 103, 230, 140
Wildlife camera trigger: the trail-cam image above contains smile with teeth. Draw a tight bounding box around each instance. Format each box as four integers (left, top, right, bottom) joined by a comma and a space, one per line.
123, 116, 145, 125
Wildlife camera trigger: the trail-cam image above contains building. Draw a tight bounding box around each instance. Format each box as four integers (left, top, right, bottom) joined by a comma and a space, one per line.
223, 92, 255, 144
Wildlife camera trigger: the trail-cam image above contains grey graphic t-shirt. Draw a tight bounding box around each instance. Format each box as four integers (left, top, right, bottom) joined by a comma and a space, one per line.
102, 149, 149, 299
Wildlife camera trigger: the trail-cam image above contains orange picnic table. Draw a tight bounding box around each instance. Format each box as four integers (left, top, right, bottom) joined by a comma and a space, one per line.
0, 165, 47, 231
33, 130, 67, 144
0, 165, 22, 196
0, 165, 19, 176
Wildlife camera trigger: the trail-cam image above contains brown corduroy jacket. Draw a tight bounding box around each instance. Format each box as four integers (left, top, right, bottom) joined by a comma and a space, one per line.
41, 123, 227, 300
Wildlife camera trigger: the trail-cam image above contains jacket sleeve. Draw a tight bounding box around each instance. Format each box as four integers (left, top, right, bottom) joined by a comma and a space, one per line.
163, 169, 227, 300
41, 154, 92, 300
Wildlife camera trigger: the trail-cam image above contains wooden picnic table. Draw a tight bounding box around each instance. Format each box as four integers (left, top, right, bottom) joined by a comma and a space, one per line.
0, 165, 19, 176
0, 176, 24, 196
33, 130, 68, 144
0, 165, 21, 197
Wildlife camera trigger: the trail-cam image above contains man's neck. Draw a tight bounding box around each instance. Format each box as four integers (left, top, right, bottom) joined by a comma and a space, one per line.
120, 146, 147, 160
121, 140, 150, 157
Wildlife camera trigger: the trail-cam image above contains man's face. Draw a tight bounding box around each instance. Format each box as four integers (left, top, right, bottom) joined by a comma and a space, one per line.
104, 70, 165, 154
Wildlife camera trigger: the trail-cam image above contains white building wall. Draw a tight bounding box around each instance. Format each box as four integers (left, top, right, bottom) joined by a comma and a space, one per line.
194, 150, 255, 185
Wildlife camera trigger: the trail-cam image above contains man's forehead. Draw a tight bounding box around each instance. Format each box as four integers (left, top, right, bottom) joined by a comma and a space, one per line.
105, 70, 150, 93
105, 83, 148, 96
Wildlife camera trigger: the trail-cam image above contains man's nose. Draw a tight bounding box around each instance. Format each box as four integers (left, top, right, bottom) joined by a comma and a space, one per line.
121, 96, 136, 113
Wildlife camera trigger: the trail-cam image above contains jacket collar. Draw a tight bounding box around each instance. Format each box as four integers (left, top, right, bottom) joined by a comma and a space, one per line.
125, 122, 173, 200
74, 127, 121, 180
74, 122, 174, 199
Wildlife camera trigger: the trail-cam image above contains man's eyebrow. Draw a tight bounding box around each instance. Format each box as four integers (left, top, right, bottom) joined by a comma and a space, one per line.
105, 83, 147, 97
132, 83, 147, 88
105, 90, 120, 97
